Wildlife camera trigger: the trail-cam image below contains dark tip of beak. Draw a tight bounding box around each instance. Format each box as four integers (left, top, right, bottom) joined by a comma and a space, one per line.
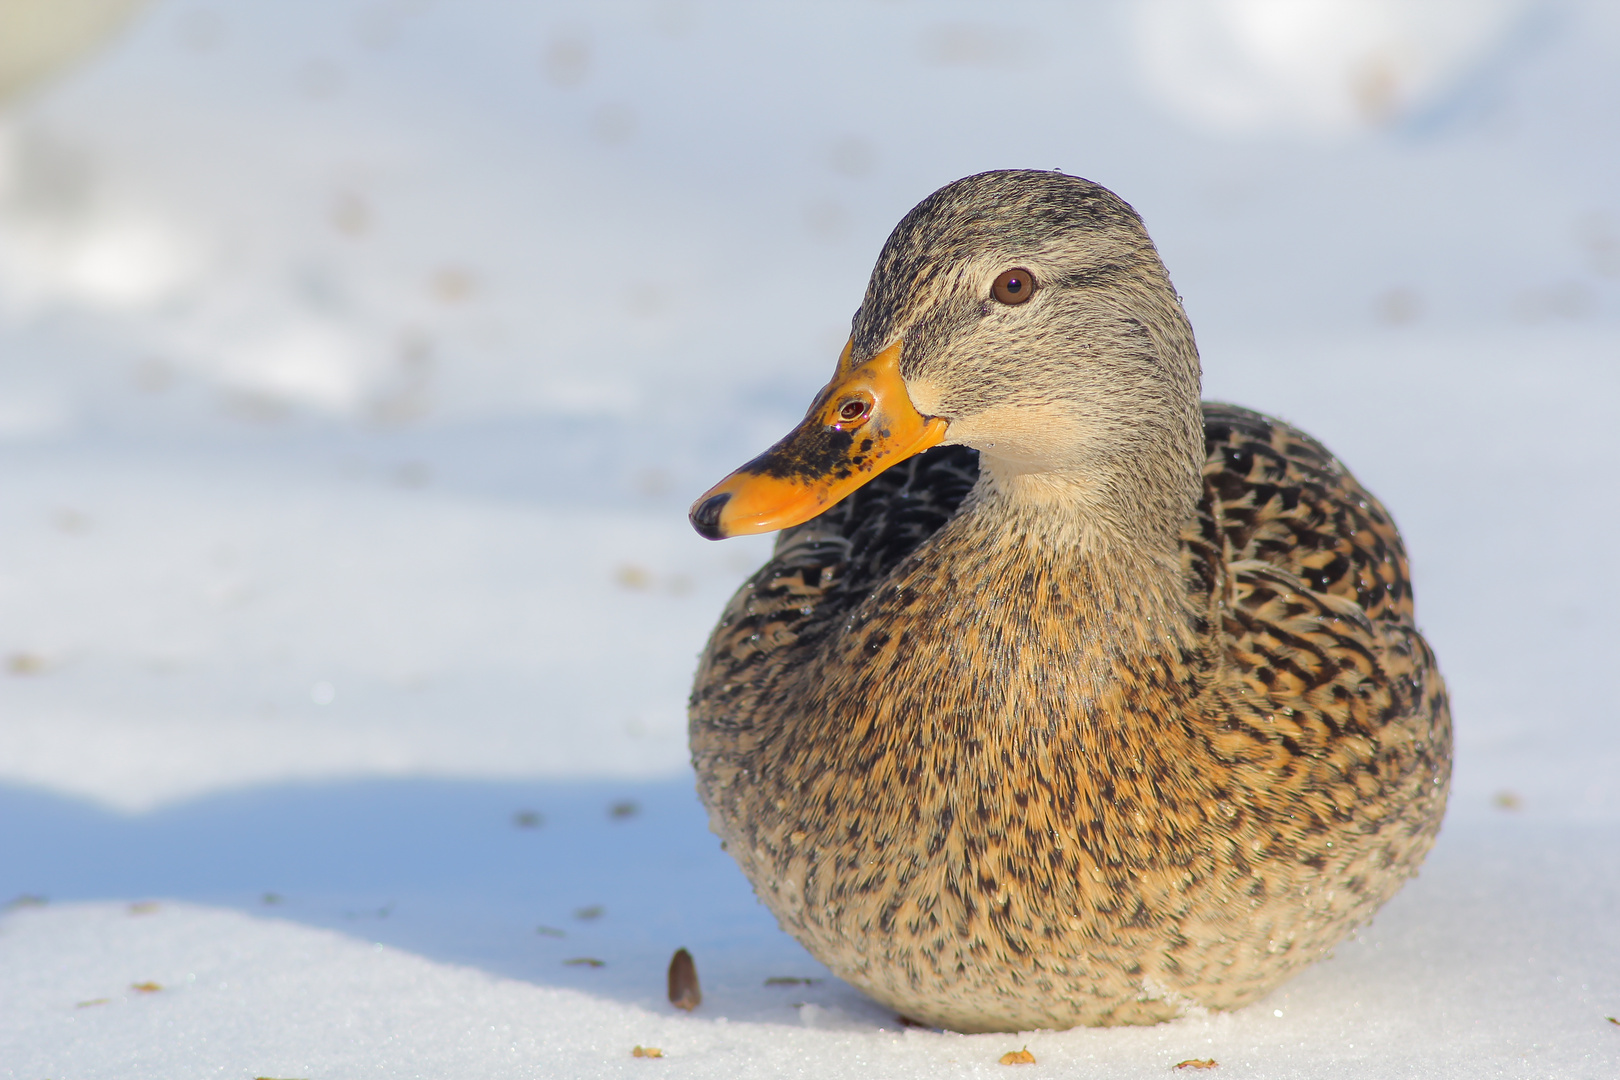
690, 493, 731, 540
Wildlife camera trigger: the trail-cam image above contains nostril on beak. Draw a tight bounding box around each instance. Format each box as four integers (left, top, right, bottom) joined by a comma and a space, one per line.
690, 493, 731, 540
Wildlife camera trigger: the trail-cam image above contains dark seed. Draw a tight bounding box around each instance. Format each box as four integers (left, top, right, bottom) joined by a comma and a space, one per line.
668, 947, 701, 1011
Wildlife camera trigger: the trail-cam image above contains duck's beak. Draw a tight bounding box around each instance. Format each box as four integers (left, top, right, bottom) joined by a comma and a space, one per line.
689, 340, 948, 539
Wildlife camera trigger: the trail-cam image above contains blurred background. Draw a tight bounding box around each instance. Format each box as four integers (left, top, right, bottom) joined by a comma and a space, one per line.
1, 0, 1618, 1014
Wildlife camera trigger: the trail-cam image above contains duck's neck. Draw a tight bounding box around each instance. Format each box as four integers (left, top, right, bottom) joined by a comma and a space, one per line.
827, 468, 1204, 757
946, 463, 1202, 664
976, 456, 1187, 570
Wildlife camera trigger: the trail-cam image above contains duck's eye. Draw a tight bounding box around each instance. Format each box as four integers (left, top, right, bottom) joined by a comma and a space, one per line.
991, 268, 1036, 305
837, 398, 869, 423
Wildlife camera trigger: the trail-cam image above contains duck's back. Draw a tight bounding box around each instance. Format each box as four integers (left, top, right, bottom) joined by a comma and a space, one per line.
690, 402, 1450, 1030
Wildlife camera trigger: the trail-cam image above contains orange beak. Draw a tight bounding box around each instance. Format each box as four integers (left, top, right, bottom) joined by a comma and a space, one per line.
689, 340, 948, 539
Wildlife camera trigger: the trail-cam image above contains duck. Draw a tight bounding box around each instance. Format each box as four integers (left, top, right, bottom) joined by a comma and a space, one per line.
685, 169, 1451, 1033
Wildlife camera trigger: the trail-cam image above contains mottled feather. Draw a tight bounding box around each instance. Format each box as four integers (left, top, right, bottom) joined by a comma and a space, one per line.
691, 404, 1449, 1031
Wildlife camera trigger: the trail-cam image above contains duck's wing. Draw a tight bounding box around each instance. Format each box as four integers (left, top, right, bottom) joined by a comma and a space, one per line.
691, 445, 979, 722
1192, 402, 1414, 626
1186, 401, 1450, 863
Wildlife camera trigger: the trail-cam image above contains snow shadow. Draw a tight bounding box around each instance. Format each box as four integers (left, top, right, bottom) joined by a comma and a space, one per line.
0, 775, 890, 1025
4, 776, 1617, 1034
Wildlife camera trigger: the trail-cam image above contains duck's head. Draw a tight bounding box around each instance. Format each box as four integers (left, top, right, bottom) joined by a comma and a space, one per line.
690, 169, 1203, 550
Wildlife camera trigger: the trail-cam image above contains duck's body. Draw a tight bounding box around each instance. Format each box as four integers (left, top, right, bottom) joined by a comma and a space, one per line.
688, 171, 1450, 1033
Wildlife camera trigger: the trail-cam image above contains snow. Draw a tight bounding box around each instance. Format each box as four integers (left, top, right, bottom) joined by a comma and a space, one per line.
5, 788, 1618, 1078
1131, 0, 1538, 137
1, 0, 1618, 1075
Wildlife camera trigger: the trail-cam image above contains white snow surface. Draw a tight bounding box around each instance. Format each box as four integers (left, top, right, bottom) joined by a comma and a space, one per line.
2, 0, 1619, 1075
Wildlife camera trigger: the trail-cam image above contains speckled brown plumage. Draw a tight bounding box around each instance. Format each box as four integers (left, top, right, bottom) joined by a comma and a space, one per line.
688, 171, 1450, 1033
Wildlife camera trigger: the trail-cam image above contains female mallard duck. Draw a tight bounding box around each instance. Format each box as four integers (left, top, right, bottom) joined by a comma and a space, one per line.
687, 169, 1450, 1033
